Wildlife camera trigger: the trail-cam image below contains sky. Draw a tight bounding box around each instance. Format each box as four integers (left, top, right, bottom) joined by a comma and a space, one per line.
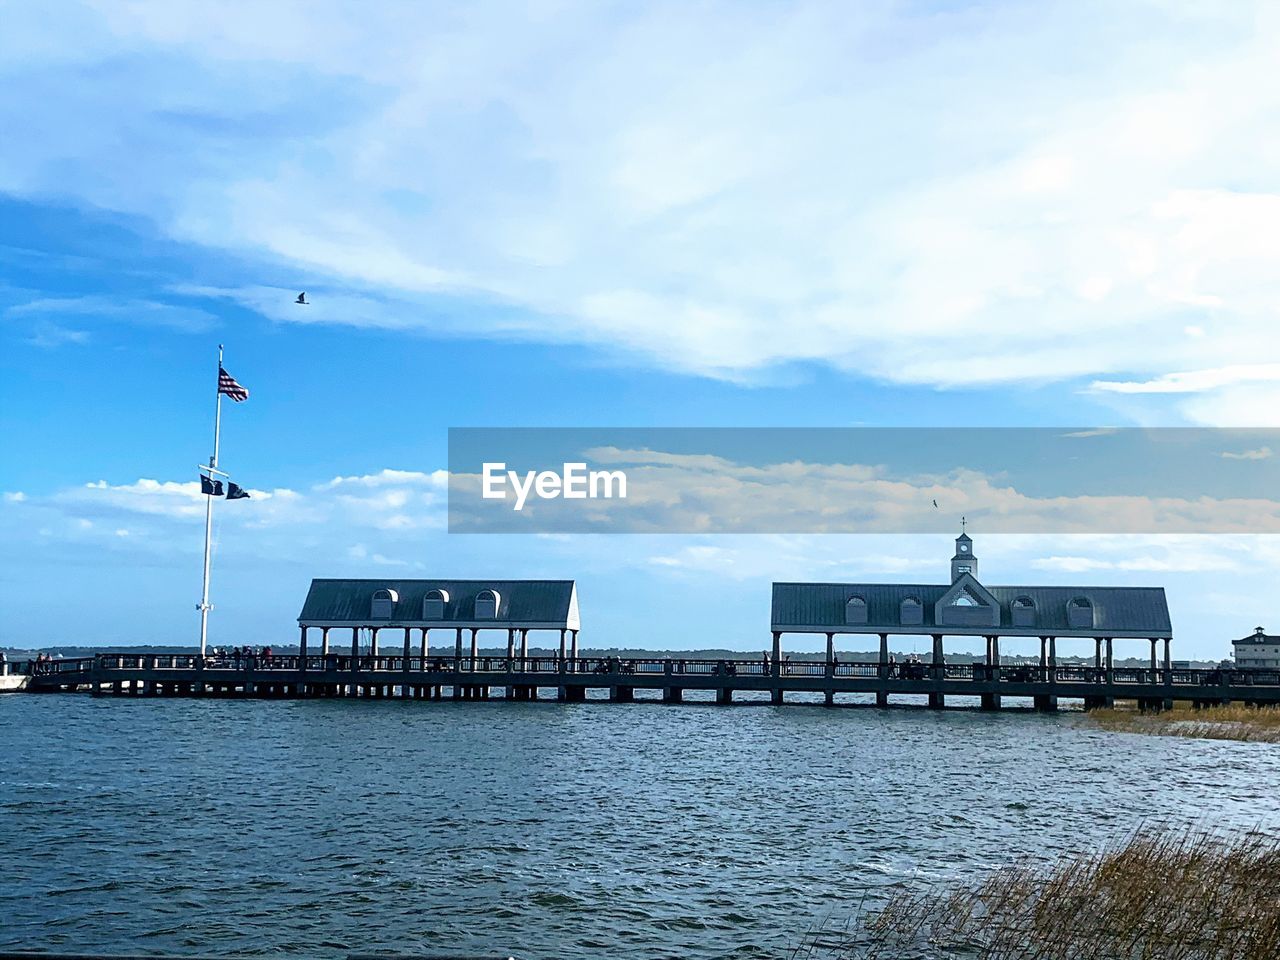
1, 0, 1278, 658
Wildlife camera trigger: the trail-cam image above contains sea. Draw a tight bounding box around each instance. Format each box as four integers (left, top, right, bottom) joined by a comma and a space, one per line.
2, 692, 1277, 959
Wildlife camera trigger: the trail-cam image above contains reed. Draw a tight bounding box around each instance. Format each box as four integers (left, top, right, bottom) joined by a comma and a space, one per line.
1088, 703, 1280, 743
798, 826, 1280, 960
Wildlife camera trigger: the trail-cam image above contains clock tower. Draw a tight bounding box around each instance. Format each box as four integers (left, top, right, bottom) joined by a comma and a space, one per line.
951, 519, 976, 582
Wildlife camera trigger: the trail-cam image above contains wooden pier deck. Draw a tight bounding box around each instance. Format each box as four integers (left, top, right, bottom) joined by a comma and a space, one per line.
14, 653, 1280, 711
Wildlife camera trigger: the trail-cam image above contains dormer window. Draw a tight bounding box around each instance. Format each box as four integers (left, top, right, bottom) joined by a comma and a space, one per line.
900, 596, 923, 626
475, 589, 500, 619
845, 596, 868, 626
423, 589, 449, 620
956, 564, 972, 575
1012, 596, 1035, 627
1067, 596, 1094, 629
371, 588, 399, 619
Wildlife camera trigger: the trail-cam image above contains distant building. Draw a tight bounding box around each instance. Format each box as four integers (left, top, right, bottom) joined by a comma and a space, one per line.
1233, 627, 1280, 670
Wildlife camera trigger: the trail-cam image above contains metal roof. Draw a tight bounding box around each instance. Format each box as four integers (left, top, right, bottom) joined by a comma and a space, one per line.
771, 581, 1171, 637
1234, 629, 1278, 646
298, 579, 579, 630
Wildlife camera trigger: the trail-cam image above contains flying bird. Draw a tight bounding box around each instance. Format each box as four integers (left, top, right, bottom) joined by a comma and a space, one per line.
932, 499, 938, 508
295, 292, 308, 305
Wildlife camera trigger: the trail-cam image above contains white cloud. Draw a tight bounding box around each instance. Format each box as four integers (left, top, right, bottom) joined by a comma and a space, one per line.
24, 323, 90, 348
1179, 384, 1280, 427
1221, 446, 1273, 461
7, 296, 218, 333
12, 470, 447, 559
1059, 428, 1121, 438
453, 448, 1280, 534
1091, 364, 1280, 395
2, 2, 1279, 419
319, 469, 448, 490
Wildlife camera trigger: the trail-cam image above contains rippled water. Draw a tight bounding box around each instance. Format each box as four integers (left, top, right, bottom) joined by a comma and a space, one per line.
3, 693, 1279, 959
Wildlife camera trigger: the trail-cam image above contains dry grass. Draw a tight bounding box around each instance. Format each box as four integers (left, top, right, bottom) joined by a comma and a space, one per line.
796, 826, 1280, 960
1087, 703, 1280, 743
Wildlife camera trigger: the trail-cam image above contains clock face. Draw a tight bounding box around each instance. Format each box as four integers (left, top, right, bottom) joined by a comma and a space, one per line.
960, 544, 969, 553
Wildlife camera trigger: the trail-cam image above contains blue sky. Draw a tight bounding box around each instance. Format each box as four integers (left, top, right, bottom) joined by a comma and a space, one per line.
2, 1, 1278, 658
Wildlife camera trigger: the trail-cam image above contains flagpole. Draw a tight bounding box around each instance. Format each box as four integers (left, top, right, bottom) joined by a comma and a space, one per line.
198, 344, 224, 657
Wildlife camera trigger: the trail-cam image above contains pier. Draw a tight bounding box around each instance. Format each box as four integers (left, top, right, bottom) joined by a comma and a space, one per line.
16, 652, 1280, 710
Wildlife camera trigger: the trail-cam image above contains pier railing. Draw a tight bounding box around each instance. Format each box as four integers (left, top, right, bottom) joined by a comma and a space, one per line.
18, 653, 1280, 690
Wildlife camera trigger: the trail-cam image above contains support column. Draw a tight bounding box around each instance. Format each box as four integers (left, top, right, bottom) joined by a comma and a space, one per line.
506, 628, 517, 699
929, 634, 945, 709
824, 632, 835, 707
299, 625, 308, 672
419, 628, 429, 660
1101, 637, 1115, 707
981, 635, 1001, 711
1149, 637, 1158, 676
519, 629, 530, 697
770, 631, 783, 704
455, 627, 463, 661
470, 628, 479, 667
321, 627, 330, 658
370, 627, 380, 659
1094, 637, 1103, 669
1043, 635, 1058, 711
557, 628, 569, 701
1163, 637, 1174, 710
351, 627, 359, 666
877, 632, 889, 707
403, 627, 412, 666
571, 629, 579, 670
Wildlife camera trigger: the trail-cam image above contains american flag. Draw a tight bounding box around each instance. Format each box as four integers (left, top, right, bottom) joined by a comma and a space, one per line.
218, 366, 249, 402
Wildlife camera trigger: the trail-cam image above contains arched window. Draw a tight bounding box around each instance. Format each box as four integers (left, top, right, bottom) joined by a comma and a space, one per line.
423, 589, 449, 620
845, 595, 868, 626
1012, 596, 1036, 627
475, 589, 500, 619
371, 588, 399, 619
900, 596, 923, 626
1067, 596, 1093, 629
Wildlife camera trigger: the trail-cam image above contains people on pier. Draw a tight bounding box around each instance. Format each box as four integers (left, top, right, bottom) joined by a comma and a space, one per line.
888, 654, 897, 678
